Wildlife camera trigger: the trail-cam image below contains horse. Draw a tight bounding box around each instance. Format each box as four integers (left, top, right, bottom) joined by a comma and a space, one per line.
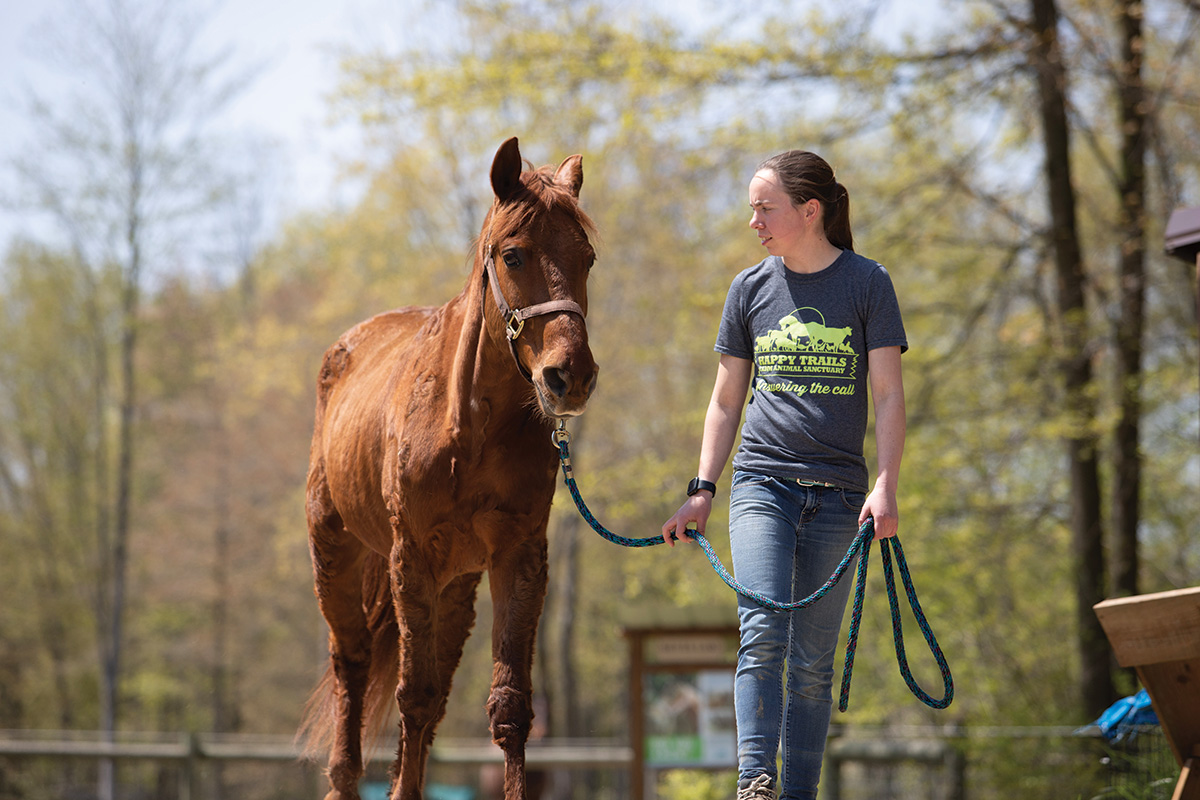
300, 137, 599, 800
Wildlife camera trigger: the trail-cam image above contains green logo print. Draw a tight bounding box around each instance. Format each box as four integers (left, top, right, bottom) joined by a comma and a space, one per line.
752, 308, 857, 396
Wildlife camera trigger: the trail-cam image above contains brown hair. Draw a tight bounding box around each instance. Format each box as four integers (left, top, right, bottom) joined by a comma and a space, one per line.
757, 150, 853, 251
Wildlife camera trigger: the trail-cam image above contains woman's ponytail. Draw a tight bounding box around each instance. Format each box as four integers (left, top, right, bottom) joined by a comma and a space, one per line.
757, 151, 854, 252
824, 182, 853, 252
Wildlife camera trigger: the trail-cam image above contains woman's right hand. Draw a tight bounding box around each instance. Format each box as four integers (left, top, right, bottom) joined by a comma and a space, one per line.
661, 494, 712, 548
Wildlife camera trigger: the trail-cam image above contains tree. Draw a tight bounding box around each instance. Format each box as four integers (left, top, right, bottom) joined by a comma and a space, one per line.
0, 243, 109, 734
1111, 0, 1148, 603
1028, 0, 1115, 719
7, 0, 250, 795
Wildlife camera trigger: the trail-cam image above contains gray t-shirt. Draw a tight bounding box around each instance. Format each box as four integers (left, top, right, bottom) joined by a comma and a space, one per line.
715, 251, 907, 492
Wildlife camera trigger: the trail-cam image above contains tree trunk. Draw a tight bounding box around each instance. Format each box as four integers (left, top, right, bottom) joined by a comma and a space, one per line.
99, 87, 148, 793
1029, 0, 1116, 720
1111, 0, 1147, 602
210, 392, 236, 800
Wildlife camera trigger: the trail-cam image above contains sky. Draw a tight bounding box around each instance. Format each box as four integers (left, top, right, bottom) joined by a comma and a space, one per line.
0, 0, 407, 253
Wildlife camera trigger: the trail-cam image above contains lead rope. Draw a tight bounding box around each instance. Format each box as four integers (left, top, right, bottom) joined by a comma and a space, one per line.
552, 422, 953, 711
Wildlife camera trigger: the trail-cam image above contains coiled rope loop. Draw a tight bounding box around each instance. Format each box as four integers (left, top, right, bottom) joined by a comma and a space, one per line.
552, 422, 953, 711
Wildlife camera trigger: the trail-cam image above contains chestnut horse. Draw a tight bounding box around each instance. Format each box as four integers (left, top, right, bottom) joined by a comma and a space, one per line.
301, 138, 598, 800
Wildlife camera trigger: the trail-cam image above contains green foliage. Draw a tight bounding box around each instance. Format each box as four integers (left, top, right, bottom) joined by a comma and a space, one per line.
656, 768, 737, 800
0, 242, 119, 730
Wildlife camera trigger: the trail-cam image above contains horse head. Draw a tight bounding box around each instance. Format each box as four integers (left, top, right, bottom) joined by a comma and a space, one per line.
482, 137, 599, 418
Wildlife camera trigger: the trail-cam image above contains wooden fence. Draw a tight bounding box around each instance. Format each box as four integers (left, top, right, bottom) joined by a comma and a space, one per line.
0, 725, 1168, 800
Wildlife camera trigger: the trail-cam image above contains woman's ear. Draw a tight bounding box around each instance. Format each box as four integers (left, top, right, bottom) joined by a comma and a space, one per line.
804, 197, 823, 224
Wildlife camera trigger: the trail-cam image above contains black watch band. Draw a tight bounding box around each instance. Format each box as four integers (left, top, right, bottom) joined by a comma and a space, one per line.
687, 478, 717, 498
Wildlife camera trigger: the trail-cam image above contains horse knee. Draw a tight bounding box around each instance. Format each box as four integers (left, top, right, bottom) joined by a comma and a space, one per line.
323, 628, 371, 703
486, 687, 533, 749
395, 681, 443, 732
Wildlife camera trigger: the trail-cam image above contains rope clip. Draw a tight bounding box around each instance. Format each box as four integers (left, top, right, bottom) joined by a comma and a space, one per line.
552, 420, 573, 478
551, 419, 571, 447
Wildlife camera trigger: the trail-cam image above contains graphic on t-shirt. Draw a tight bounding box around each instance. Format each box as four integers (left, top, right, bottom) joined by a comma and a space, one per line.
753, 307, 858, 396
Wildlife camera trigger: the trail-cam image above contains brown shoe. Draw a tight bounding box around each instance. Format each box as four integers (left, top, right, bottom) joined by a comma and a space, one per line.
736, 774, 775, 800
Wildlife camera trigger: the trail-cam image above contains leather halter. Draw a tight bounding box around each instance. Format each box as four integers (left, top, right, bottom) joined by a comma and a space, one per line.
481, 242, 586, 384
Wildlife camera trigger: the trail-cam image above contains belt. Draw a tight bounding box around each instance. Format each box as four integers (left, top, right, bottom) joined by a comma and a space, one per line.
795, 478, 840, 489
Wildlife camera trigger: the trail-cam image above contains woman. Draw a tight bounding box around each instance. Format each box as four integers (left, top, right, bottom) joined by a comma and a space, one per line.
661, 150, 907, 800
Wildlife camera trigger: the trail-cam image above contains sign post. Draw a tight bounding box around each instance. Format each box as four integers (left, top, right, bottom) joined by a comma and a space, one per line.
627, 625, 739, 800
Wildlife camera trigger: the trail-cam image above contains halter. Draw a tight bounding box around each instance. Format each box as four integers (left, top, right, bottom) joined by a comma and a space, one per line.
480, 239, 587, 384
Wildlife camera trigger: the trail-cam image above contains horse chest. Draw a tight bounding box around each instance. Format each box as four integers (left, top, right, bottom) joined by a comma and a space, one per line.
387, 422, 556, 559
391, 429, 556, 514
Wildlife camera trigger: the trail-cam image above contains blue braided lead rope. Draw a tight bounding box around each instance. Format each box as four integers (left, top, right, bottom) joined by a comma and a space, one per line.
879, 536, 955, 709
553, 424, 954, 712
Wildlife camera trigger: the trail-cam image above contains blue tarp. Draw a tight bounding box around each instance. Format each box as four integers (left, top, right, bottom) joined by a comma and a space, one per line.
363, 784, 474, 800
1093, 689, 1159, 743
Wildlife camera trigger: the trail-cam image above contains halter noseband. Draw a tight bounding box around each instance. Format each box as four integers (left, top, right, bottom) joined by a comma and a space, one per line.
481, 241, 587, 384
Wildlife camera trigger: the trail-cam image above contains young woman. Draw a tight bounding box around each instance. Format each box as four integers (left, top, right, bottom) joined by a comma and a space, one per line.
661, 150, 907, 800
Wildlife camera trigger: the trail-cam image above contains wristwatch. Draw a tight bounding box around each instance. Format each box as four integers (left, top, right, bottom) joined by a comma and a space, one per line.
687, 478, 717, 498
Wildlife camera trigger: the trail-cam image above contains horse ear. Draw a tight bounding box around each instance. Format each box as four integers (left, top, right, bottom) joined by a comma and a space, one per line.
555, 154, 584, 198
491, 137, 523, 202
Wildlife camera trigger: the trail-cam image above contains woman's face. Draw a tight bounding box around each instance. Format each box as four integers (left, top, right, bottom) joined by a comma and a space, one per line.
748, 169, 818, 260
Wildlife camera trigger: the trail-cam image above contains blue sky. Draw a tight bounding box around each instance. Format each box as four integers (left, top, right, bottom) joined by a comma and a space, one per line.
0, 0, 404, 251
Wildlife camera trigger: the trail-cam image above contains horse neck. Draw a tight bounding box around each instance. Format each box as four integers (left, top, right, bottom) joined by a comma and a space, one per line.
443, 257, 534, 437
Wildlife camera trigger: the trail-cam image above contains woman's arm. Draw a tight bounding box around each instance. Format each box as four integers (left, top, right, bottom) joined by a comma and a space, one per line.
861, 345, 906, 539
661, 354, 752, 546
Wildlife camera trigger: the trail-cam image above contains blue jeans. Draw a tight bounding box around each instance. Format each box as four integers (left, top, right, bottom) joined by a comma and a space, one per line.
729, 470, 865, 800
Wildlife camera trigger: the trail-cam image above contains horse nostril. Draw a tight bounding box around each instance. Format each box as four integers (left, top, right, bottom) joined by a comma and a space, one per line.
545, 367, 570, 399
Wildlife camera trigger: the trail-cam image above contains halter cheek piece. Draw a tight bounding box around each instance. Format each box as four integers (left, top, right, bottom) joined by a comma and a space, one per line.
481, 241, 587, 384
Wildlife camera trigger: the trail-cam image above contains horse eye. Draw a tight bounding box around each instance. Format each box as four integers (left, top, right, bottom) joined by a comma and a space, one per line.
502, 250, 523, 270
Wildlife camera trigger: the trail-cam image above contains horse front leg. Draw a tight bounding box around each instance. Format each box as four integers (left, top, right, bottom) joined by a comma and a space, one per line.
389, 538, 442, 800
486, 535, 550, 800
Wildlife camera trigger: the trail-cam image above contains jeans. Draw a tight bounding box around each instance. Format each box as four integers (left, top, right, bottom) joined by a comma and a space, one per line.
729, 470, 865, 800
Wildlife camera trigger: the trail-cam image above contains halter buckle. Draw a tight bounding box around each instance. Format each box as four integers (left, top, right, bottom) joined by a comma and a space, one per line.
506, 314, 524, 340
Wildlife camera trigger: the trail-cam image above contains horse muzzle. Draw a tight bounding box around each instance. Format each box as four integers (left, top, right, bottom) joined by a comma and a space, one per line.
535, 360, 598, 418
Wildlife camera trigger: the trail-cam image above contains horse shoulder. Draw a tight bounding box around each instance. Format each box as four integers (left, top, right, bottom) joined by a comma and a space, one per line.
313, 306, 441, 551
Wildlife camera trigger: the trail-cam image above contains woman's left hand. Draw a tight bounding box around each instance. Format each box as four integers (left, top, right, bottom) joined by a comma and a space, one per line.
860, 485, 899, 540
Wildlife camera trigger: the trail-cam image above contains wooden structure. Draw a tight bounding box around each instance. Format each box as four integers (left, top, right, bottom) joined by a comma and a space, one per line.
1165, 205, 1200, 265
1094, 587, 1200, 800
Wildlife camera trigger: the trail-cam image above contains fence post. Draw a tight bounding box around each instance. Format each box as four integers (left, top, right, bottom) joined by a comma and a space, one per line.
824, 724, 843, 800
944, 724, 966, 800
179, 732, 200, 800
